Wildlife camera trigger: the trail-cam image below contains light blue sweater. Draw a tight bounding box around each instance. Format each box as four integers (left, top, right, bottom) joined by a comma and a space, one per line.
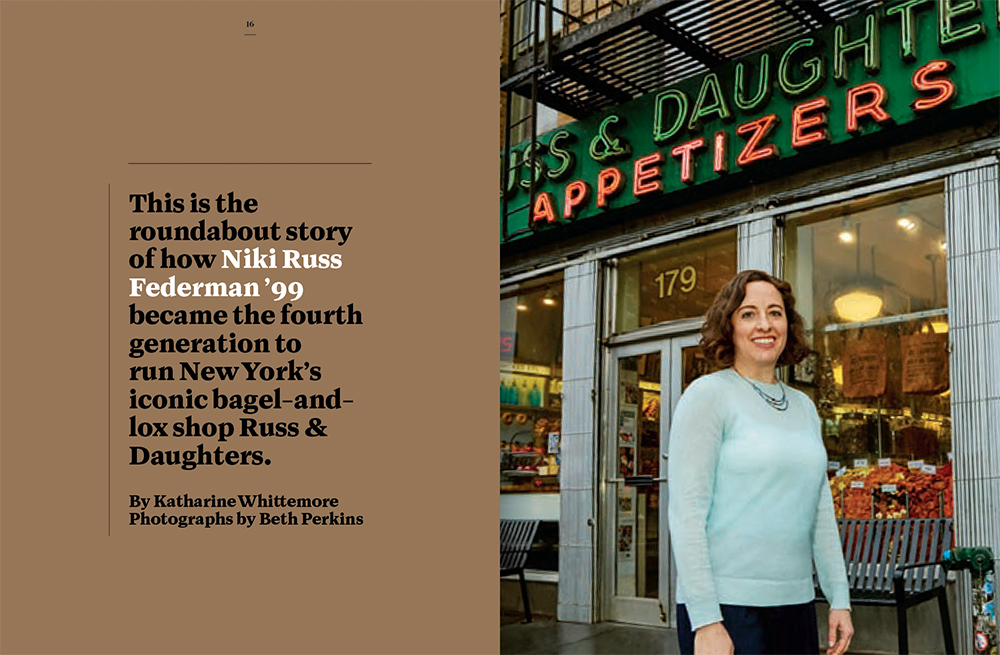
667, 368, 850, 630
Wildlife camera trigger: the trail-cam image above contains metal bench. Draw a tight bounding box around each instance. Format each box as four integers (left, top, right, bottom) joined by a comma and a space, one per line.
501, 519, 541, 622
817, 518, 955, 655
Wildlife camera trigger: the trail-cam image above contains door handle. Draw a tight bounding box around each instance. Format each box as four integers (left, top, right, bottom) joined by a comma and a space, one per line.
612, 476, 667, 486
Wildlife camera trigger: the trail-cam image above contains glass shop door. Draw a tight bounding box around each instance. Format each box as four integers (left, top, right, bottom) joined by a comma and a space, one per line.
601, 333, 706, 627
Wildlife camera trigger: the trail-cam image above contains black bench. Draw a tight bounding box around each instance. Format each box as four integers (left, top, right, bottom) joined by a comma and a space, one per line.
501, 519, 541, 622
817, 518, 955, 655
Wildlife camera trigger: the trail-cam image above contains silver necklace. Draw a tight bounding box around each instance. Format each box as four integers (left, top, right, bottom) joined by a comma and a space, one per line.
735, 369, 788, 411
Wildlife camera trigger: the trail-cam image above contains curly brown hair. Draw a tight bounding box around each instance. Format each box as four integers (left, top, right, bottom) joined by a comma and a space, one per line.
700, 269, 810, 368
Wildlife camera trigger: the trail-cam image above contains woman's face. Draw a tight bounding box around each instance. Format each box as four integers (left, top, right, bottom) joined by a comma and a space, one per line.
731, 281, 788, 374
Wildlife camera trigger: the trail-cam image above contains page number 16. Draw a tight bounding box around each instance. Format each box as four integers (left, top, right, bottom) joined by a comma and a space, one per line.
247, 21, 254, 27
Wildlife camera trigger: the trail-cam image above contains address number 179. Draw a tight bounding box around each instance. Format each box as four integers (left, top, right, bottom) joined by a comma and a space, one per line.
655, 265, 697, 298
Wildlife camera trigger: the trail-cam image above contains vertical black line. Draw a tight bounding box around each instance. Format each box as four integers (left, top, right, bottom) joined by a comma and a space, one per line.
108, 182, 111, 537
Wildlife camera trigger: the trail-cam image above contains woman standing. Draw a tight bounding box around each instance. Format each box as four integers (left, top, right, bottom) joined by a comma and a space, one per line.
667, 270, 854, 655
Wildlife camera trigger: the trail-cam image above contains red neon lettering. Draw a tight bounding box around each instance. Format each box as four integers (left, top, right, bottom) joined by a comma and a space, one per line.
597, 167, 624, 209
531, 192, 557, 224
713, 131, 728, 174
500, 337, 514, 354
791, 97, 831, 150
563, 181, 591, 220
632, 153, 665, 197
911, 60, 957, 113
670, 139, 705, 185
846, 82, 893, 134
736, 114, 780, 167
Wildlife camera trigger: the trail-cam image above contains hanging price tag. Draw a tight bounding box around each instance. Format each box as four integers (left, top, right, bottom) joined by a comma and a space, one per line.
882, 484, 897, 493
828, 461, 840, 471
878, 458, 892, 467
948, 452, 953, 461
908, 460, 924, 469
922, 464, 937, 474
853, 459, 869, 468
851, 481, 865, 489
836, 468, 847, 477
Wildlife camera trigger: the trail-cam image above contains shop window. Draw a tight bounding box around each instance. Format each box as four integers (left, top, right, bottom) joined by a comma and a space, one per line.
615, 228, 737, 333
500, 272, 563, 500
785, 184, 952, 520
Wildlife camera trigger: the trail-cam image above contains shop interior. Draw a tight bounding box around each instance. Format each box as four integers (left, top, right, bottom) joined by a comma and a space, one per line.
786, 185, 953, 519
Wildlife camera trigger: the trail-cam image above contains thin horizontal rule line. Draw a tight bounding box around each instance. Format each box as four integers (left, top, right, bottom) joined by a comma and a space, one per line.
128, 162, 373, 165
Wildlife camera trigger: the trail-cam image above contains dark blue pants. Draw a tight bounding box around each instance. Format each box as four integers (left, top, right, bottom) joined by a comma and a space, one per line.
677, 602, 820, 655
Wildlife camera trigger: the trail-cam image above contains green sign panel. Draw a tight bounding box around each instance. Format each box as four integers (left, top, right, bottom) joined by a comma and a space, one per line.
502, 0, 1000, 243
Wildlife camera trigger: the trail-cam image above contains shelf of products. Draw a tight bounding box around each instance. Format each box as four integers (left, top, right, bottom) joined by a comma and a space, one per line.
500, 372, 562, 410
500, 403, 556, 413
500, 406, 561, 494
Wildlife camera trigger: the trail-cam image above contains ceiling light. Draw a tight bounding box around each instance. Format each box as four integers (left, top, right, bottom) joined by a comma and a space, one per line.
896, 202, 919, 232
931, 321, 949, 334
834, 289, 883, 322
542, 288, 557, 306
517, 303, 528, 311
838, 216, 854, 243
940, 241, 947, 252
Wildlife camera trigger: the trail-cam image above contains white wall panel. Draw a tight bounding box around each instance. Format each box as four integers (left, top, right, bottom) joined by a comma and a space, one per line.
558, 260, 599, 622
945, 163, 1000, 654
737, 217, 774, 274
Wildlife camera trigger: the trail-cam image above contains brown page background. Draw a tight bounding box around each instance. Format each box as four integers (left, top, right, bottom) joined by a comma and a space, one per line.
0, 2, 496, 653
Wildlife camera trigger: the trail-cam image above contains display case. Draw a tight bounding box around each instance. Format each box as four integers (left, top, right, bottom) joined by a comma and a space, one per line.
500, 366, 562, 494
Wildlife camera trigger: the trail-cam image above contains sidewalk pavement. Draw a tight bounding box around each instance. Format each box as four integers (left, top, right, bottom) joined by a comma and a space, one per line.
500, 615, 881, 655
501, 615, 682, 655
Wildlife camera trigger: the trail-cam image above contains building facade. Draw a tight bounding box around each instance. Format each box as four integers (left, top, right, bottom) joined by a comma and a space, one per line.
501, 1, 999, 651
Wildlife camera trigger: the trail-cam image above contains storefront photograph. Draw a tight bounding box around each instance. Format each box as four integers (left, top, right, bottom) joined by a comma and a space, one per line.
500, 0, 999, 653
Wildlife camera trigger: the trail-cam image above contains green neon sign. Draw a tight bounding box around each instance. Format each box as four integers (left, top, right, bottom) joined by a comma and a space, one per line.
502, 0, 1000, 243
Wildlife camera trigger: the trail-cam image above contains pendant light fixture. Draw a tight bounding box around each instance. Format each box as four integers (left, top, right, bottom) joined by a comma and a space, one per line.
838, 215, 854, 243
832, 221, 883, 322
834, 289, 883, 322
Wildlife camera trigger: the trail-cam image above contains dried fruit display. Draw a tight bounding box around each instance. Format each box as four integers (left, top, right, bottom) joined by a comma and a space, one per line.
828, 462, 953, 519
899, 462, 953, 518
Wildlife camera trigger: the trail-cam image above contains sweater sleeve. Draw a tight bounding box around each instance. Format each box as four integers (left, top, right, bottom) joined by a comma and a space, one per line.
812, 477, 851, 609
667, 380, 725, 630
811, 419, 852, 611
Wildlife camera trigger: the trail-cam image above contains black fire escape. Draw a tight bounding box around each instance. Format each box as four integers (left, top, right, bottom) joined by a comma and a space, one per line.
500, 0, 885, 242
